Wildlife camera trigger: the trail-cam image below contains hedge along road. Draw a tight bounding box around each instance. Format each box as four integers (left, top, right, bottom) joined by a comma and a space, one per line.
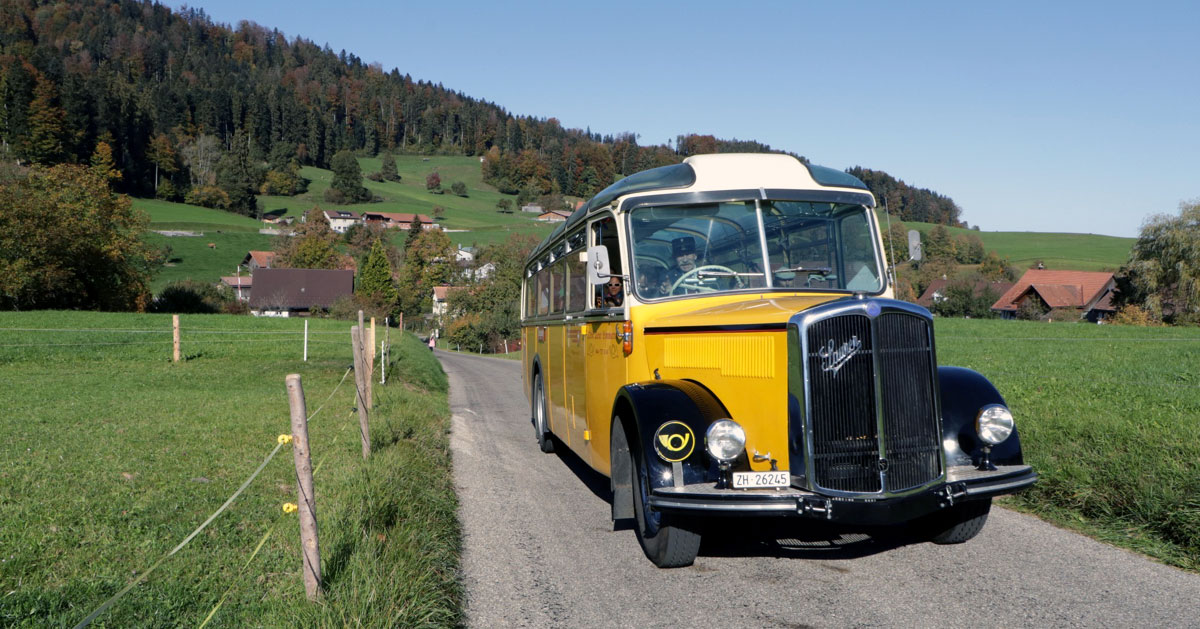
440, 350, 1200, 628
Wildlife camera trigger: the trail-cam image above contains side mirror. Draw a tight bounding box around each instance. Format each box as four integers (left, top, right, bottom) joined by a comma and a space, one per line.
587, 246, 611, 284
907, 229, 922, 262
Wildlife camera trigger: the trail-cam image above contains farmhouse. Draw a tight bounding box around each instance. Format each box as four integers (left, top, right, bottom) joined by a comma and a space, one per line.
240, 250, 276, 271
916, 278, 1014, 309
431, 285, 466, 318
537, 210, 571, 222
322, 210, 360, 234
361, 212, 436, 230
220, 275, 253, 302
249, 268, 354, 317
991, 269, 1116, 322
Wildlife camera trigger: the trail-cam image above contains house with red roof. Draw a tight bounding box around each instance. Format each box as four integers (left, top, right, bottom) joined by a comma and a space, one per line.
361, 212, 435, 230
240, 250, 276, 271
916, 278, 1014, 310
991, 269, 1116, 322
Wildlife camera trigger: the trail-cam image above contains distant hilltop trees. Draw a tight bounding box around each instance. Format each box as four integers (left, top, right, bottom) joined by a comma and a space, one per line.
0, 0, 961, 227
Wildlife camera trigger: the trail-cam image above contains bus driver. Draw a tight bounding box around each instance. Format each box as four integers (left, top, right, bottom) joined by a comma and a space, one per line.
666, 236, 700, 293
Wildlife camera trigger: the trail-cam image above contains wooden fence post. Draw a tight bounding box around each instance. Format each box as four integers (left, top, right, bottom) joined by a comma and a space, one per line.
303, 319, 308, 362
351, 326, 371, 459
368, 317, 376, 369
285, 374, 322, 601
172, 315, 180, 363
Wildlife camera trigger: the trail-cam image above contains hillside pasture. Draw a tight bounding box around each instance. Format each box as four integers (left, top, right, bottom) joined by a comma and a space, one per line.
142, 231, 275, 293
258, 155, 556, 247
0, 312, 460, 627
892, 217, 1134, 271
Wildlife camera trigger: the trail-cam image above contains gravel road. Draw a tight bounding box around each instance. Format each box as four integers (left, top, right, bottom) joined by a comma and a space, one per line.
442, 349, 1200, 628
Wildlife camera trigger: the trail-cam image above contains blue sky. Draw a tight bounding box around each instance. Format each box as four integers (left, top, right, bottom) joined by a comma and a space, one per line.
186, 1, 1199, 238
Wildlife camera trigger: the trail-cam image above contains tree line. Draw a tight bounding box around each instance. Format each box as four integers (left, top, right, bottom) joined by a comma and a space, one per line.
0, 0, 966, 222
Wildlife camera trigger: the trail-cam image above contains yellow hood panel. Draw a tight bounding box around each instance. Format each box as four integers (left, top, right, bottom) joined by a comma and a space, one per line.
638, 293, 848, 329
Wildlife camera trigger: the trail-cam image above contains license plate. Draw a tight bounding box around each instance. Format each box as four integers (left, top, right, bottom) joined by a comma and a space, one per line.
732, 470, 790, 489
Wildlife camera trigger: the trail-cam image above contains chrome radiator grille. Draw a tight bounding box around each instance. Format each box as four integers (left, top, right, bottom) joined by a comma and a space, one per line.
803, 308, 942, 494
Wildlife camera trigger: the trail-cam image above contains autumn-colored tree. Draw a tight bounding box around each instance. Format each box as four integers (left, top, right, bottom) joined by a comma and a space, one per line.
396, 228, 455, 318
275, 208, 343, 269
425, 170, 441, 192
89, 141, 122, 184
0, 165, 156, 310
23, 77, 70, 164
923, 224, 958, 262
979, 251, 1017, 282
180, 134, 220, 186
445, 233, 537, 348
147, 133, 177, 193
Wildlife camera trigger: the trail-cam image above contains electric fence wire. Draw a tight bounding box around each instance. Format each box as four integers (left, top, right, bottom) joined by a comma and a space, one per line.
71, 367, 354, 629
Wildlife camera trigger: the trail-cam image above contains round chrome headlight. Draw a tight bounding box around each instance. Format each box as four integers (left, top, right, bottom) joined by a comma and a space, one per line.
976, 405, 1015, 445
705, 419, 746, 463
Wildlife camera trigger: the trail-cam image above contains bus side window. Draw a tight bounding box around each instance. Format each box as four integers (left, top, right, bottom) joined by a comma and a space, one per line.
567, 251, 586, 313
536, 267, 550, 316
591, 217, 622, 309
524, 270, 536, 318
551, 260, 566, 314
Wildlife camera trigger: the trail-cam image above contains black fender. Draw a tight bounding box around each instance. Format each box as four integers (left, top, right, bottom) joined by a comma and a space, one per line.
938, 366, 1024, 467
610, 380, 729, 520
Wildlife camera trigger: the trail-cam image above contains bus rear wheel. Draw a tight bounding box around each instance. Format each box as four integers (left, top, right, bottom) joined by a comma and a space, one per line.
620, 420, 701, 568
531, 372, 554, 453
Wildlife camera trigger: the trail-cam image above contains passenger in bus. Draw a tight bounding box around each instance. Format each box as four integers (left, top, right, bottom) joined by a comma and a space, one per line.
597, 277, 624, 308
637, 266, 667, 299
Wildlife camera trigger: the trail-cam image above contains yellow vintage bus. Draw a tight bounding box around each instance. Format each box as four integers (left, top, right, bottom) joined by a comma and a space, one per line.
521, 153, 1035, 567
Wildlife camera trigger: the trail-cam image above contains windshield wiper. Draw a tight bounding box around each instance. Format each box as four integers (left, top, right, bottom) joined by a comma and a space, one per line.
773, 266, 832, 276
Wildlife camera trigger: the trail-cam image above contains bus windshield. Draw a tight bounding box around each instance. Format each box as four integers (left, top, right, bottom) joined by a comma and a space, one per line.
628, 200, 883, 299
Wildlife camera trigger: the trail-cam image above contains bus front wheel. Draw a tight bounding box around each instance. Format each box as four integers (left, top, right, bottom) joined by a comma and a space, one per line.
618, 419, 701, 568
531, 372, 554, 453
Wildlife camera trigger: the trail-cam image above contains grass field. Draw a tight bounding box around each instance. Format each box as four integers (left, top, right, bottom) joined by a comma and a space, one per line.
0, 312, 460, 627
935, 317, 1200, 570
890, 216, 1136, 271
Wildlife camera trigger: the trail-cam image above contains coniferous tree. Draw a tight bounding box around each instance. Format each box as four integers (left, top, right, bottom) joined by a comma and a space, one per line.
357, 238, 398, 313
380, 152, 399, 181
329, 150, 367, 203
217, 131, 260, 217
24, 78, 69, 165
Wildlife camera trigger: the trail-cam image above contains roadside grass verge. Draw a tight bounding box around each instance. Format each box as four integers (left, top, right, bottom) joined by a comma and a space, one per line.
0, 312, 460, 627
935, 318, 1200, 571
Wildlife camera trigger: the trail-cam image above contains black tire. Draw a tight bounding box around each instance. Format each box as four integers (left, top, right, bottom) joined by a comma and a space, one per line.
531, 372, 554, 453
622, 420, 701, 568
929, 499, 991, 544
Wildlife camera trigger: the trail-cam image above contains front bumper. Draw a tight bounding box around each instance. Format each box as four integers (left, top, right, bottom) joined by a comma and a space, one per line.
648, 464, 1036, 524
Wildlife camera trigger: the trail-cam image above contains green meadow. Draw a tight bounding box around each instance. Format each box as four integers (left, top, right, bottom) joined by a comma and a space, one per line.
0, 312, 460, 627
892, 217, 1135, 271
935, 317, 1200, 570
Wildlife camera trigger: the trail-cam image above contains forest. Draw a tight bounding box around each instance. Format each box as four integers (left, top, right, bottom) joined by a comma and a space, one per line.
0, 0, 961, 223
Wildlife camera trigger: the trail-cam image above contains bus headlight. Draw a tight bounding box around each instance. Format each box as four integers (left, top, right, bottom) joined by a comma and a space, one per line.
976, 405, 1015, 445
705, 419, 746, 463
